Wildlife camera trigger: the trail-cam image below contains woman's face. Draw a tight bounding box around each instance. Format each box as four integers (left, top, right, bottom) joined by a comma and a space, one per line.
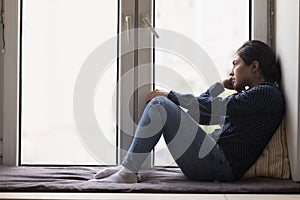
229, 55, 253, 92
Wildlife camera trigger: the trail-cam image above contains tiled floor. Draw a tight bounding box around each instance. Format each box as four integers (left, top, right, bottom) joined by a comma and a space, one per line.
0, 193, 300, 200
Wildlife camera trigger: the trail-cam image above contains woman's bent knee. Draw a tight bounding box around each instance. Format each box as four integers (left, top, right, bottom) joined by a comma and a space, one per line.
149, 96, 169, 104
149, 96, 177, 109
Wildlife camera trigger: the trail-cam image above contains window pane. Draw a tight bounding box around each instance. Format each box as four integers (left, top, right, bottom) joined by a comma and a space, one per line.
154, 0, 249, 166
21, 0, 117, 165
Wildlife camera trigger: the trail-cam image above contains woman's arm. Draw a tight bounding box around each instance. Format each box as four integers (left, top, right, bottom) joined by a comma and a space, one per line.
168, 83, 227, 125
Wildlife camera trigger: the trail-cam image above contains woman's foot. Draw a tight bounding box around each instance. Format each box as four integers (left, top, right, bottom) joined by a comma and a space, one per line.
95, 166, 137, 183
94, 165, 122, 179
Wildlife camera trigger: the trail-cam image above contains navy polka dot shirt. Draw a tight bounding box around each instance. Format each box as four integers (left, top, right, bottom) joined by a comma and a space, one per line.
168, 82, 285, 179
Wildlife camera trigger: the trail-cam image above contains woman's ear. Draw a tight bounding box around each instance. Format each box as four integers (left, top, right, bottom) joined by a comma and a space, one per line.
251, 61, 260, 73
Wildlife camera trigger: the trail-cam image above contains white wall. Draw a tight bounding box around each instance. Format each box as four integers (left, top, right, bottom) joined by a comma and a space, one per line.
275, 0, 300, 182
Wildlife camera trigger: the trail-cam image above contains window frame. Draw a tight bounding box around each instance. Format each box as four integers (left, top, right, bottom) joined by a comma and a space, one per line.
118, 0, 153, 167
20, 0, 121, 166
2, 0, 20, 166
2, 0, 269, 166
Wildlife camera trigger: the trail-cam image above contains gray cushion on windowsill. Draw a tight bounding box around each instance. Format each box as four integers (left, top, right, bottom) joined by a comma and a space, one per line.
0, 166, 299, 193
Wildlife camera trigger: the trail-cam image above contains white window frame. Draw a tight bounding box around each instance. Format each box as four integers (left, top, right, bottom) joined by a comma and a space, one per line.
2, 0, 20, 166
251, 0, 273, 45
2, 0, 269, 166
118, 0, 153, 166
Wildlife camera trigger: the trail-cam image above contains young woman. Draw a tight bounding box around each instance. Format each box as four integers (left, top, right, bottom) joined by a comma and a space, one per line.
93, 40, 285, 183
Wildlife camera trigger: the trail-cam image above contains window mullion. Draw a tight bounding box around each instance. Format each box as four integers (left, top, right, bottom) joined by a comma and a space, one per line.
136, 0, 153, 168
118, 0, 137, 164
118, 0, 153, 167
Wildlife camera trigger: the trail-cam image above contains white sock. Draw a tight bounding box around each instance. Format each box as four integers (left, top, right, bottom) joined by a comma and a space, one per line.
94, 166, 122, 179
97, 168, 137, 183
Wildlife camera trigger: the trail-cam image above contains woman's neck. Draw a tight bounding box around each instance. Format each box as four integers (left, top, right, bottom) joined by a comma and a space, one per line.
249, 77, 266, 88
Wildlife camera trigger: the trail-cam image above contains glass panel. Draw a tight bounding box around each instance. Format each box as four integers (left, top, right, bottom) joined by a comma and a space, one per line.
154, 0, 249, 166
21, 0, 117, 165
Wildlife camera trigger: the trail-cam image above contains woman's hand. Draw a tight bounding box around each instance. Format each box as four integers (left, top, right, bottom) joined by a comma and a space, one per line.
220, 77, 243, 93
145, 89, 169, 103
220, 77, 234, 90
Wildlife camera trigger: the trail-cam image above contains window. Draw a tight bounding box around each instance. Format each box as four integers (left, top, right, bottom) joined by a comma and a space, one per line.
2, 0, 268, 166
21, 0, 118, 165
153, 0, 249, 166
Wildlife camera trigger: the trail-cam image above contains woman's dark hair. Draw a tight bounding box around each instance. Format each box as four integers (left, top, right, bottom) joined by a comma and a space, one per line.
236, 40, 281, 85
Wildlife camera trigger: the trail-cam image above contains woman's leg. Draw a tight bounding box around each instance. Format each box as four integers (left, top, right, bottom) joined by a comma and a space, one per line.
94, 96, 181, 182
95, 96, 178, 182
121, 96, 183, 173
96, 96, 235, 182
156, 97, 235, 182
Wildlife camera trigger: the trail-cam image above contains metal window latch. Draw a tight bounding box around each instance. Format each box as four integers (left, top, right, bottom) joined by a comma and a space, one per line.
141, 16, 159, 39
125, 15, 131, 42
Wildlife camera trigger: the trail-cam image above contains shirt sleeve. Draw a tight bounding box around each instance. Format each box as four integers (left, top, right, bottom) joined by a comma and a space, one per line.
167, 82, 278, 125
167, 82, 227, 125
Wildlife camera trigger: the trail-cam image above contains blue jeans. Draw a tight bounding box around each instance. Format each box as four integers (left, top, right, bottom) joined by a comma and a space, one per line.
122, 96, 236, 182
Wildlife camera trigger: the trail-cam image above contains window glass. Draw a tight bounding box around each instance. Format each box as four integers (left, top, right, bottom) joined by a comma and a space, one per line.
21, 0, 117, 165
154, 0, 249, 166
